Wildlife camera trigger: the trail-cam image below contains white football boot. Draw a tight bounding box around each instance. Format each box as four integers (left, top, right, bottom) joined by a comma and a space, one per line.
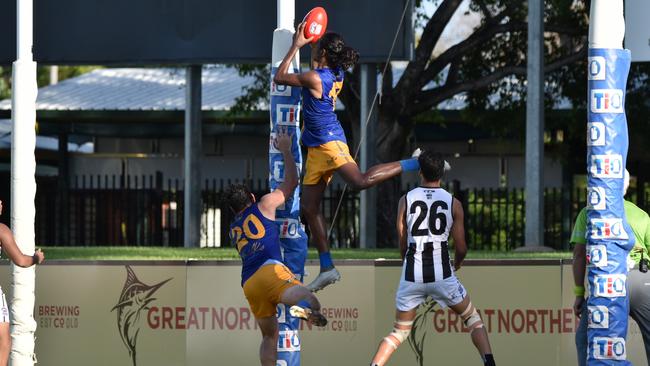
305, 267, 341, 292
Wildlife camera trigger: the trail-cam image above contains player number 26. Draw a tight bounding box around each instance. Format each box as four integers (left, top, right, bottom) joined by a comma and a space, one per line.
410, 200, 448, 236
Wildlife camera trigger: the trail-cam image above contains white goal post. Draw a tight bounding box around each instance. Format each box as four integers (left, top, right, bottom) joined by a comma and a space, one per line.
10, 0, 38, 364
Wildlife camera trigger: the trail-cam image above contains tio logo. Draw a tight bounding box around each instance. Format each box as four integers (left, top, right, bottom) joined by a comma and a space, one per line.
269, 133, 281, 153
591, 89, 624, 113
271, 161, 300, 185
587, 122, 605, 146
586, 245, 607, 268
588, 306, 609, 329
590, 154, 623, 178
271, 160, 285, 183
592, 337, 626, 360
590, 218, 629, 240
271, 81, 292, 97
276, 303, 288, 323
592, 274, 626, 298
277, 330, 301, 352
587, 186, 606, 211
276, 104, 300, 126
588, 56, 606, 80
278, 218, 302, 239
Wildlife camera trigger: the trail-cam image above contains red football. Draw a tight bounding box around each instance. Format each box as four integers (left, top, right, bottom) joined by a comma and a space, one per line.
303, 7, 328, 43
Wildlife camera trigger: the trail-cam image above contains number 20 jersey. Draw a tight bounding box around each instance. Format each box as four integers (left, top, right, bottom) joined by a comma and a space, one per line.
403, 187, 454, 283
230, 204, 283, 286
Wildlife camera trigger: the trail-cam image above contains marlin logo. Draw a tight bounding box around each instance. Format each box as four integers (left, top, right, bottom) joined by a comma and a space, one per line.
112, 266, 172, 366
407, 298, 437, 366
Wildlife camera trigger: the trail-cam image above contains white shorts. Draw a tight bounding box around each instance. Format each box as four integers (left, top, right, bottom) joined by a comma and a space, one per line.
0, 287, 8, 323
395, 276, 467, 312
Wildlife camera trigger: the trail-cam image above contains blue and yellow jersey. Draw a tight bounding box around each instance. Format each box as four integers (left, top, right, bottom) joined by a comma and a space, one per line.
301, 67, 347, 147
229, 204, 283, 286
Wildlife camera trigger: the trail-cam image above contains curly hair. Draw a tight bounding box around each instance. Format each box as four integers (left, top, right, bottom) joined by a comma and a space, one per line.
318, 32, 359, 70
224, 184, 253, 214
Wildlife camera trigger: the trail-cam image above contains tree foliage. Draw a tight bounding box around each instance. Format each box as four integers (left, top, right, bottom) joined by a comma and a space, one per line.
229, 64, 270, 116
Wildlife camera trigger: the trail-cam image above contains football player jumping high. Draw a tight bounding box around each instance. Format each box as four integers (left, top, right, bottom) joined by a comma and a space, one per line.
274, 22, 421, 292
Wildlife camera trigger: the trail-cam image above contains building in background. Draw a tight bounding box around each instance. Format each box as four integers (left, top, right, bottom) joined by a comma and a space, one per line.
0, 66, 565, 189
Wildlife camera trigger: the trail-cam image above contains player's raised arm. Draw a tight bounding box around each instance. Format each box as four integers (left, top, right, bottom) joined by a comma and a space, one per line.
396, 195, 407, 261
0, 224, 44, 268
273, 22, 321, 93
258, 129, 298, 220
450, 197, 467, 270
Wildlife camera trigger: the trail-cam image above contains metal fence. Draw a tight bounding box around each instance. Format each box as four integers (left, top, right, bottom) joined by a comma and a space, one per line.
36, 176, 359, 248
459, 187, 583, 251
35, 175, 650, 250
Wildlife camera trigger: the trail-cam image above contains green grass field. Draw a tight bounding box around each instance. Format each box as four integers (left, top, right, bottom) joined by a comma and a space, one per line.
35, 246, 572, 260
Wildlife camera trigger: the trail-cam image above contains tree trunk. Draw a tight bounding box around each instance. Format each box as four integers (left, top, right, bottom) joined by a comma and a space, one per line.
374, 105, 414, 247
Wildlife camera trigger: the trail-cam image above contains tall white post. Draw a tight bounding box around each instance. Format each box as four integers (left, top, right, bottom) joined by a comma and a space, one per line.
277, 0, 294, 30
589, 0, 624, 49
11, 0, 38, 363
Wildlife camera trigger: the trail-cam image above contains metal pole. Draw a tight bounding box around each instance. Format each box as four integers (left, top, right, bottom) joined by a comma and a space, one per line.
183, 65, 202, 248
359, 64, 377, 248
58, 133, 69, 246
524, 0, 544, 248
11, 0, 38, 362
49, 66, 58, 85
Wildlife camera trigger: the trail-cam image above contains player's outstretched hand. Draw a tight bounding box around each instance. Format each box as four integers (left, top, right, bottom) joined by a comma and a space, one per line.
293, 22, 314, 48
33, 249, 45, 265
275, 128, 293, 153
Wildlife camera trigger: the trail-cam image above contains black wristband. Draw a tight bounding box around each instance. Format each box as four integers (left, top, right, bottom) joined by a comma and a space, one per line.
32, 254, 38, 265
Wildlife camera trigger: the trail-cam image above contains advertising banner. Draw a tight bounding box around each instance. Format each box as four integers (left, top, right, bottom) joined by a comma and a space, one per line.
186, 263, 376, 365
377, 263, 565, 366
32, 263, 187, 366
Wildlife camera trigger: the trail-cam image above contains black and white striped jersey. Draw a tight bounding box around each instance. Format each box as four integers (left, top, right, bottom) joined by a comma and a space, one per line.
402, 187, 454, 283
